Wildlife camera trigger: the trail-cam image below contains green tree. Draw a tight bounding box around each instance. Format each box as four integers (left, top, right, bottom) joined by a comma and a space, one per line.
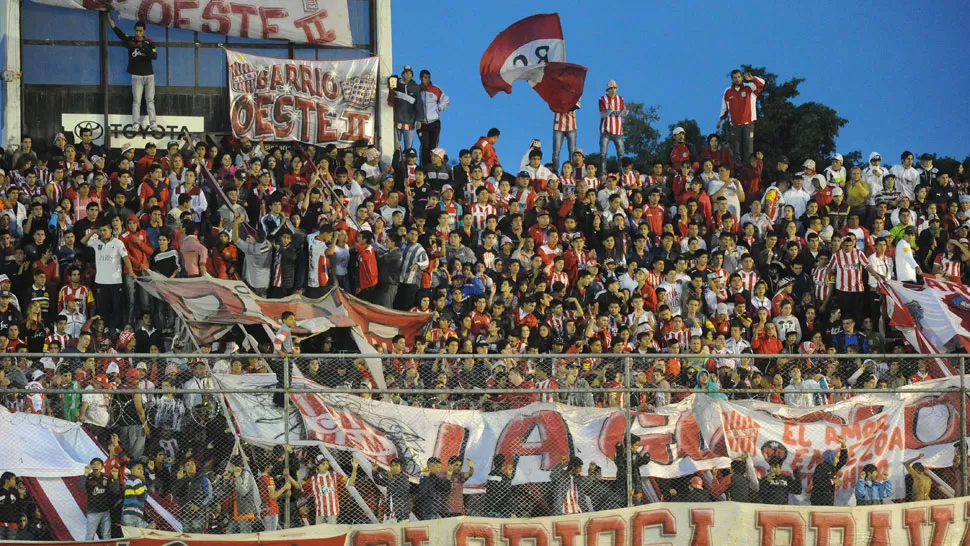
732, 65, 848, 168
622, 103, 662, 164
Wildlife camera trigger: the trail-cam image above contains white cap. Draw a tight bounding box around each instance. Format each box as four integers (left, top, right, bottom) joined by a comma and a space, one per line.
105, 362, 120, 375
606, 80, 617, 89
672, 127, 685, 136
831, 187, 844, 197
831, 153, 843, 162
802, 159, 816, 170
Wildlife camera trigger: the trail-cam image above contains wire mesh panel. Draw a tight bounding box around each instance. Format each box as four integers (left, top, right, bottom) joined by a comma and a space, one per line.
0, 352, 967, 540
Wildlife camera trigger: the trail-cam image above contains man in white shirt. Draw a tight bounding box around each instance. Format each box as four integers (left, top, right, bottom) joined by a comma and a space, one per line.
82, 224, 133, 336
80, 374, 112, 444
890, 151, 920, 200
784, 367, 818, 408
895, 226, 921, 282
782, 175, 812, 218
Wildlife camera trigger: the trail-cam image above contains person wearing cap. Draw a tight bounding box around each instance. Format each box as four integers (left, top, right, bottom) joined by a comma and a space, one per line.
716, 69, 765, 168
416, 69, 450, 165
390, 65, 421, 151
107, 12, 159, 132
782, 169, 812, 218
916, 152, 939, 189
823, 153, 846, 188
862, 152, 887, 205
598, 79, 626, 172
669, 126, 699, 171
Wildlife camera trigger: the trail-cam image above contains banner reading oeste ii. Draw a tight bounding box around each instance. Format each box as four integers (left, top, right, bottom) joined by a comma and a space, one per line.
123, 498, 970, 546
33, 0, 353, 46
227, 50, 378, 145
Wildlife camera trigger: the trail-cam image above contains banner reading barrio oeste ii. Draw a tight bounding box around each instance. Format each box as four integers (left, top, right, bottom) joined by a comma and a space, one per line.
227, 49, 378, 145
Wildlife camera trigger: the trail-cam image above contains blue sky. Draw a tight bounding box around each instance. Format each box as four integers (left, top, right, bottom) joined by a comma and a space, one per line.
392, 0, 970, 166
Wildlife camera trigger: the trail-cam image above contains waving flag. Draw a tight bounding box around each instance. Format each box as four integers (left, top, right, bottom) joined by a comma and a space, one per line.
881, 276, 970, 376
480, 13, 587, 113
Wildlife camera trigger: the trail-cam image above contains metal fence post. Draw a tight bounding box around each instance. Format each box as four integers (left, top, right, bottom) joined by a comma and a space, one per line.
625, 355, 633, 508
961, 356, 967, 498
283, 356, 292, 529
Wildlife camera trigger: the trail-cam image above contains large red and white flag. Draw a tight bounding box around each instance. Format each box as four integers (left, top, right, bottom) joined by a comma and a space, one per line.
480, 13, 587, 113
881, 276, 970, 375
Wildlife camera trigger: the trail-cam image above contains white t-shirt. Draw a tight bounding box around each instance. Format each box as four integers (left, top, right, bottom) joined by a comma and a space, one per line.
87, 236, 128, 285
895, 239, 919, 282
707, 178, 741, 218
82, 388, 111, 427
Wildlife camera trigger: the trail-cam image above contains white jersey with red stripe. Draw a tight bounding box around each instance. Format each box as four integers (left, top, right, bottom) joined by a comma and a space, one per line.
599, 95, 625, 135
535, 378, 560, 403
738, 269, 760, 294
621, 170, 642, 190
936, 254, 963, 283
553, 111, 577, 132
308, 471, 345, 517
470, 203, 497, 232
829, 248, 869, 293
812, 266, 833, 304
307, 237, 330, 288
583, 176, 600, 192
562, 475, 582, 514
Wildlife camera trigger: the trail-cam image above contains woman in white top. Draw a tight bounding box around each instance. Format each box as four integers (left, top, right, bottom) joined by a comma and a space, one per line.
707, 165, 746, 218
331, 230, 352, 292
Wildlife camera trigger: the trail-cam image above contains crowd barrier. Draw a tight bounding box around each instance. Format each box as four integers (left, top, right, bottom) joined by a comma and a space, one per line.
2, 353, 968, 542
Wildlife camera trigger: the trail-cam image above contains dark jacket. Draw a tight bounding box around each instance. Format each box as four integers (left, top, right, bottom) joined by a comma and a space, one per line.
810, 447, 848, 506
111, 26, 156, 76
391, 78, 421, 126
83, 473, 119, 513
484, 470, 515, 517
613, 443, 651, 498
669, 486, 713, 503
374, 471, 411, 521
378, 247, 403, 286
414, 473, 450, 520
759, 469, 801, 504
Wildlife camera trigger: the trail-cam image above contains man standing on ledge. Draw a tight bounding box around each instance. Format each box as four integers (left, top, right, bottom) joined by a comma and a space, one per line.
108, 12, 159, 131
717, 69, 765, 168
598, 80, 626, 173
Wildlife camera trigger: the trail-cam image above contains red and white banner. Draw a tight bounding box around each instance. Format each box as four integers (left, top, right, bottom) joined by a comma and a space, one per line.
126, 499, 970, 546
227, 50, 378, 145
882, 277, 970, 370
33, 0, 353, 46
138, 272, 431, 349
480, 14, 586, 113
23, 532, 345, 546
218, 374, 970, 505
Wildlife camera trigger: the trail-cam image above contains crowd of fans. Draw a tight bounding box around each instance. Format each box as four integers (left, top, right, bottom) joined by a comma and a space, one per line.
0, 65, 966, 538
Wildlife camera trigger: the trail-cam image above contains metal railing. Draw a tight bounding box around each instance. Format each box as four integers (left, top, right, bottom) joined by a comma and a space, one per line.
1, 352, 966, 538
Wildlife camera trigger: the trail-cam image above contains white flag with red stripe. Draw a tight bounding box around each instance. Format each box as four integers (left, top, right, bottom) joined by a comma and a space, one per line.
881, 276, 970, 376
479, 13, 587, 113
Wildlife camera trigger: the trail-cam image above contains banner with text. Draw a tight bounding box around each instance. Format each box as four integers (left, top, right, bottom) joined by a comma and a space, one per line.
33, 0, 353, 46
219, 373, 956, 503
227, 50, 377, 145
126, 499, 970, 546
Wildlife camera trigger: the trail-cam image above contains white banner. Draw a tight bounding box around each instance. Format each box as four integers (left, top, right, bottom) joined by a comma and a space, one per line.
129, 497, 970, 546
33, 0, 353, 46
216, 373, 970, 505
61, 113, 204, 148
226, 50, 378, 145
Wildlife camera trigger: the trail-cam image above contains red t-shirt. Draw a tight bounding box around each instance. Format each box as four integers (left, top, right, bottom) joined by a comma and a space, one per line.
259, 474, 279, 516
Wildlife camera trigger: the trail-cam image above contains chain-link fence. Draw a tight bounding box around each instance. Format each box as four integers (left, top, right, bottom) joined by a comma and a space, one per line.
1, 352, 968, 540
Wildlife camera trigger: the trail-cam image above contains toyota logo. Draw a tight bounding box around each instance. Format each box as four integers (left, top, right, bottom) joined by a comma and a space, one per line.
74, 120, 104, 141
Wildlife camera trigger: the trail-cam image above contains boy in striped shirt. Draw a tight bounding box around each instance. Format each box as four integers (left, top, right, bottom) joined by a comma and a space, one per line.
122, 461, 148, 528
305, 455, 358, 524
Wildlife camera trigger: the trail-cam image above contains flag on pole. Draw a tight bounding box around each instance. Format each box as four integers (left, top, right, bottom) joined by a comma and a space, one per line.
479, 13, 587, 113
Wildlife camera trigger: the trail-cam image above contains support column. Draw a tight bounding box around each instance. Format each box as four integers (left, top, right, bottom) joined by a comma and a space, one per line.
1, 0, 23, 150
373, 0, 393, 162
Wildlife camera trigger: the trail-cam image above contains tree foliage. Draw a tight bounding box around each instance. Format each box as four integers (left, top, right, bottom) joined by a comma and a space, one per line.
737, 65, 848, 167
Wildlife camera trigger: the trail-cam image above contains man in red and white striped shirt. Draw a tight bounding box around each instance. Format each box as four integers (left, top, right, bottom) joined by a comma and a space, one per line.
828, 235, 885, 320
553, 457, 584, 515
304, 456, 357, 524
738, 255, 760, 294
469, 188, 497, 232
534, 366, 560, 403
552, 101, 579, 170
716, 69, 765, 168
598, 80, 626, 173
